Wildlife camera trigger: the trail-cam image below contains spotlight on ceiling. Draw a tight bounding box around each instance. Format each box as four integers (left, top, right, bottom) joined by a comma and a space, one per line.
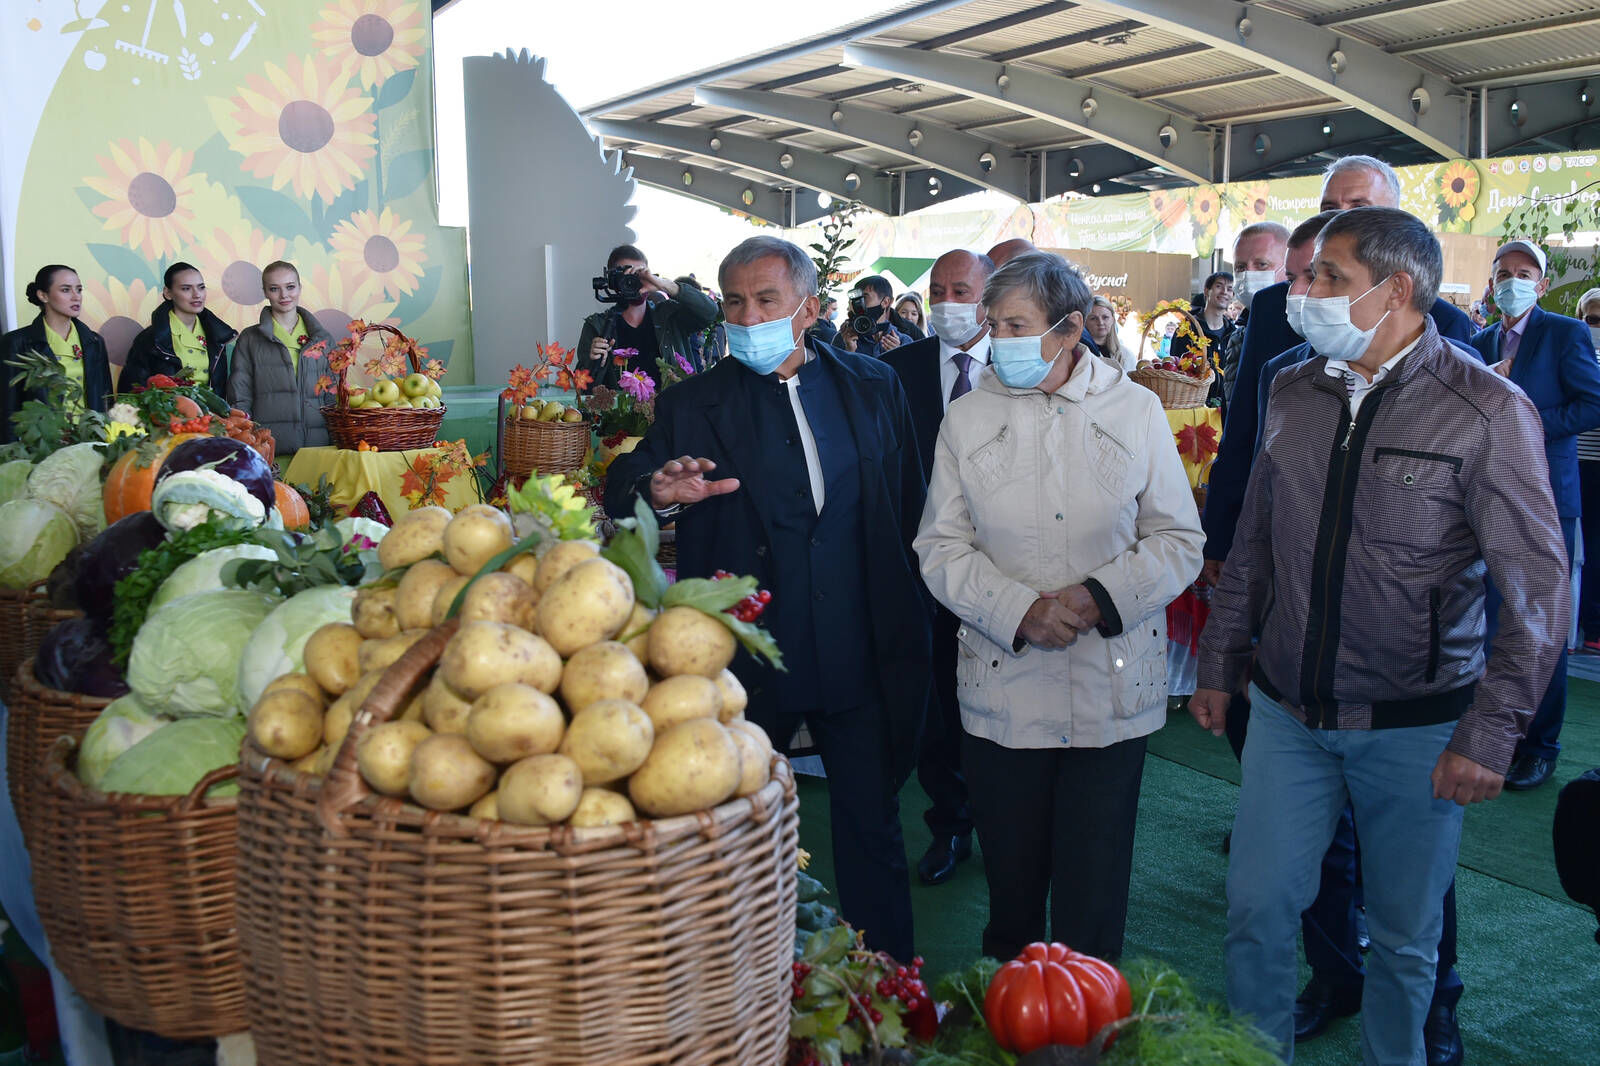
817, 192, 831, 209
1321, 118, 1334, 136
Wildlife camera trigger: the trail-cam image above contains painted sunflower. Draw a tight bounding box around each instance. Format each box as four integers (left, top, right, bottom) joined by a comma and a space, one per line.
189, 223, 288, 327
83, 138, 203, 260
313, 0, 426, 90
329, 207, 427, 300
1190, 186, 1222, 227
1239, 181, 1271, 223
225, 53, 377, 204
299, 260, 399, 389
1438, 159, 1479, 208
79, 276, 155, 372
1150, 188, 1189, 229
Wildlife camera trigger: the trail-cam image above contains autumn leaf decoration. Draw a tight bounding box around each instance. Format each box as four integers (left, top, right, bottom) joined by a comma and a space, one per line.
1175, 421, 1220, 465
501, 342, 585, 404
398, 438, 489, 510
318, 321, 441, 399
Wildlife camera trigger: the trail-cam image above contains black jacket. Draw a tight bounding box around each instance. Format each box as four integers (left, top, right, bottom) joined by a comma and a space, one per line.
2, 314, 114, 443
606, 339, 932, 786
122, 302, 236, 396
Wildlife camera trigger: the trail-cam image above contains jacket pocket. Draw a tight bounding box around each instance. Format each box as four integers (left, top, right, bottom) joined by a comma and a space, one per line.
1087, 420, 1134, 498
1426, 587, 1441, 683
1108, 623, 1166, 718
1363, 449, 1463, 550
954, 624, 999, 714
964, 424, 1014, 496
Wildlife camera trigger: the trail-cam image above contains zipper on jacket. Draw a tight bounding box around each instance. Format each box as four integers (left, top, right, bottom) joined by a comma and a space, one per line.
1340, 417, 1357, 451
1426, 587, 1441, 683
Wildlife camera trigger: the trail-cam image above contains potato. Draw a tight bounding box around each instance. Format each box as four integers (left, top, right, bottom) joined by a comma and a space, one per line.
376, 505, 451, 571
397, 691, 427, 723
648, 607, 737, 679
290, 745, 326, 774
640, 674, 723, 731
560, 641, 649, 713
304, 623, 364, 696
324, 669, 387, 748
357, 720, 432, 796
263, 672, 326, 706
568, 787, 636, 828
396, 559, 458, 631
559, 699, 654, 785
725, 719, 773, 797
536, 558, 635, 657
443, 504, 514, 576
618, 602, 656, 664
458, 572, 535, 629
250, 689, 324, 759
429, 574, 472, 627
533, 539, 600, 595
423, 675, 475, 734
439, 621, 562, 700
466, 683, 565, 763
358, 628, 431, 676
409, 734, 497, 811
714, 669, 747, 722
628, 718, 741, 817
502, 553, 539, 589
497, 753, 583, 826
352, 585, 400, 640
469, 791, 499, 820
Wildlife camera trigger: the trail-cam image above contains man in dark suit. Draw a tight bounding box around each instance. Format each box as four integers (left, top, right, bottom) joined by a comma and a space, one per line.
605, 236, 932, 963
1470, 238, 1600, 791
881, 248, 994, 887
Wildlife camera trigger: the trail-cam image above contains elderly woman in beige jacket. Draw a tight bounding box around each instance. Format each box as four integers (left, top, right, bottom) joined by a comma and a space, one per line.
914, 252, 1205, 961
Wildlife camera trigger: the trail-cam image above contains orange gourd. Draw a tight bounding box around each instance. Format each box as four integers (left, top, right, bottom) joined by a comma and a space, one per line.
274, 481, 310, 530
102, 433, 203, 524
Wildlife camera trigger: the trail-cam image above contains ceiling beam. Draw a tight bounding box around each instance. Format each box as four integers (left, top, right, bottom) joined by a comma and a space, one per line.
1460, 60, 1600, 90
841, 42, 1213, 182
592, 119, 895, 213
1389, 12, 1600, 55
1223, 111, 1405, 181
1132, 68, 1276, 100
620, 153, 827, 227
1042, 143, 1168, 195
1079, 0, 1467, 158
694, 86, 1030, 200
1311, 0, 1463, 28
1482, 78, 1600, 156
1065, 42, 1207, 79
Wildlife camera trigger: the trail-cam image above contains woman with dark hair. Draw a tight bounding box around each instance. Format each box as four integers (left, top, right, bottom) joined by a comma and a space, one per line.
227, 260, 335, 454
2, 265, 114, 440
121, 261, 236, 394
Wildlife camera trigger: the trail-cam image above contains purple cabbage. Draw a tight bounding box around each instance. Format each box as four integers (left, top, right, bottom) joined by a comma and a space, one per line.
73, 511, 168, 621
154, 437, 276, 517
35, 617, 129, 698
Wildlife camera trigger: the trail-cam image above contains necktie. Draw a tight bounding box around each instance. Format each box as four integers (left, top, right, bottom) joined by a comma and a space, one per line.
950, 351, 974, 403
1502, 327, 1521, 371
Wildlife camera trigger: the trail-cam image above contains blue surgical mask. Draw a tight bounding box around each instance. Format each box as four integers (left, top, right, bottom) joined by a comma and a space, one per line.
1493, 277, 1540, 319
1299, 277, 1392, 364
991, 311, 1073, 390
1285, 291, 1307, 338
725, 298, 806, 375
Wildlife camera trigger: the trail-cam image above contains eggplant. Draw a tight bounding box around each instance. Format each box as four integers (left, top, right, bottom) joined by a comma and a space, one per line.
155, 436, 276, 516
47, 544, 85, 609
73, 511, 168, 621
35, 616, 129, 698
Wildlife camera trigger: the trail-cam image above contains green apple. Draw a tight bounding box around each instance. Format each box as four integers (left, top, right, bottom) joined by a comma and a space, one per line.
537, 401, 564, 422
401, 373, 431, 399
426, 379, 443, 399
347, 387, 368, 406
518, 403, 539, 421
561, 408, 584, 423
371, 378, 401, 405
388, 397, 413, 409
360, 399, 384, 410
422, 396, 442, 409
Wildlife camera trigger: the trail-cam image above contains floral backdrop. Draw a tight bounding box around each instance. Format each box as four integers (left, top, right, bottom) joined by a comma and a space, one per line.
9, 0, 470, 387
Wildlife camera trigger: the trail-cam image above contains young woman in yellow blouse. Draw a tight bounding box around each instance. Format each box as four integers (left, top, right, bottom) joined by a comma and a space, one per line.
2, 264, 113, 442
122, 261, 236, 394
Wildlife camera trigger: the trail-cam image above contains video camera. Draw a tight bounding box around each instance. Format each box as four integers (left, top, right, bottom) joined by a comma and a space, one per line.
847, 294, 885, 337
592, 266, 644, 305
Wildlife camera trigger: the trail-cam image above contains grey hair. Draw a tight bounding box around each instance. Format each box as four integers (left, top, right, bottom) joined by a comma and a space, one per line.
1578, 287, 1600, 315
1322, 154, 1401, 206
718, 236, 818, 299
1236, 221, 1290, 246
1316, 207, 1441, 313
983, 252, 1093, 336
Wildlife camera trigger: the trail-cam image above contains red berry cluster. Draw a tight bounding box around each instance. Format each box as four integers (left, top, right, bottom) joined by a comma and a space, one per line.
169, 414, 214, 434
713, 569, 772, 622
791, 960, 813, 1002
877, 956, 928, 1015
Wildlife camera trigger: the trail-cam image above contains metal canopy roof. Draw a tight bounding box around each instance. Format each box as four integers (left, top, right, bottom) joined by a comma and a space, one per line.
570, 0, 1600, 225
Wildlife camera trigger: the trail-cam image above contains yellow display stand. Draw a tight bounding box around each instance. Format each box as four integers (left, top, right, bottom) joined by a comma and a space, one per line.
284, 446, 481, 517
1165, 406, 1223, 491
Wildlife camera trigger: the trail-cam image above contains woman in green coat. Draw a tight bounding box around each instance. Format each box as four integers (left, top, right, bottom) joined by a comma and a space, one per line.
226, 260, 335, 454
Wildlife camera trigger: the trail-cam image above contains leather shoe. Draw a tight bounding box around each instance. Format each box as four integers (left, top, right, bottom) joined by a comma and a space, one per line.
1424, 1002, 1464, 1066
1504, 753, 1556, 791
917, 834, 972, 885
1293, 976, 1362, 1042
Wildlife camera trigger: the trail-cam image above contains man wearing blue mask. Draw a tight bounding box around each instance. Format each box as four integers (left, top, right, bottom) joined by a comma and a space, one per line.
604, 235, 932, 963
1468, 238, 1600, 791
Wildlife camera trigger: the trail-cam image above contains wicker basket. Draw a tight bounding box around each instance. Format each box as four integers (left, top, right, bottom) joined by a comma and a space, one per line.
502, 413, 589, 480
0, 584, 38, 702
24, 580, 80, 666
236, 621, 799, 1065
30, 735, 246, 1039
1130, 305, 1215, 409
321, 323, 446, 451
6, 661, 113, 846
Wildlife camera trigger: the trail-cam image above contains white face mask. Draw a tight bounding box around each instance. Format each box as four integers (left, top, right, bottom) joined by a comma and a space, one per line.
1235, 270, 1277, 306
1285, 292, 1307, 338
926, 300, 984, 346
1589, 324, 1600, 350
1299, 277, 1393, 364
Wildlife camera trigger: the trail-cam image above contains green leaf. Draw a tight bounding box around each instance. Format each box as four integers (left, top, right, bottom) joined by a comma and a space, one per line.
802, 925, 853, 966
384, 149, 432, 201
376, 67, 418, 110
236, 186, 320, 243
718, 611, 784, 670
445, 529, 545, 619
600, 498, 668, 608
836, 1024, 863, 1056
85, 243, 158, 287
76, 186, 108, 211
661, 575, 754, 614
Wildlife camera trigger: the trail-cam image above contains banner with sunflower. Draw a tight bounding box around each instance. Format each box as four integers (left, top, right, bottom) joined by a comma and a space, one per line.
4, 0, 469, 385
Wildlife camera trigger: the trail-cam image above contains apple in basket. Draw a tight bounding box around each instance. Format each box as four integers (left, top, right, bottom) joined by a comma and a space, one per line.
347, 387, 368, 407
402, 373, 431, 399
562, 409, 583, 423
371, 379, 401, 406
519, 404, 540, 421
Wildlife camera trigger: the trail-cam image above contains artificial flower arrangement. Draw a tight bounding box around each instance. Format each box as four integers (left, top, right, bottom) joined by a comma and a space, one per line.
398, 438, 489, 511
1135, 299, 1219, 381
582, 370, 657, 451
317, 319, 446, 411
502, 342, 588, 424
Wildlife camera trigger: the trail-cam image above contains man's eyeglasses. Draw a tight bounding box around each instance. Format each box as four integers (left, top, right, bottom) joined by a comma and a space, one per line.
1585, 313, 1600, 326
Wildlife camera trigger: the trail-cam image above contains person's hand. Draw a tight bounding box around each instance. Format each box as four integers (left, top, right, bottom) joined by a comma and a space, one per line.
1201, 559, 1223, 587
879, 329, 903, 351
1016, 593, 1089, 649
588, 335, 612, 363
1431, 751, 1504, 806
649, 456, 740, 509
1189, 688, 1230, 736
638, 270, 679, 299
1046, 584, 1102, 632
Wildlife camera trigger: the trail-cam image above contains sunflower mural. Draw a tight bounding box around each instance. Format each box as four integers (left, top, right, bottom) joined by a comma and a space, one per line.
12, 0, 469, 384
1434, 159, 1481, 233
1188, 185, 1223, 257
1150, 188, 1190, 231
1229, 181, 1272, 225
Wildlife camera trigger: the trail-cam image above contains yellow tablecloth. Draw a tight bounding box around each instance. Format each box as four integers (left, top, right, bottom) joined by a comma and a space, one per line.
284, 446, 482, 517
1165, 406, 1223, 489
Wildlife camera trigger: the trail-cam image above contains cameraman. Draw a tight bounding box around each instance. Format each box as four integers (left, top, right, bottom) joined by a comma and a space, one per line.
837, 275, 914, 357
579, 244, 719, 389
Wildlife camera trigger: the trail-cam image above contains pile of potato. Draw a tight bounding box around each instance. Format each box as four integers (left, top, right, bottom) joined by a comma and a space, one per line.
246, 504, 774, 827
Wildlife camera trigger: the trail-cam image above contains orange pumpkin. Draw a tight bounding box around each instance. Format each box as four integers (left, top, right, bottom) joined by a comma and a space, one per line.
274, 481, 310, 530
102, 433, 203, 524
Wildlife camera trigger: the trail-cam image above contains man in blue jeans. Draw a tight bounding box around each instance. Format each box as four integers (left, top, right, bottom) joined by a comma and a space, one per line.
1190, 208, 1569, 1066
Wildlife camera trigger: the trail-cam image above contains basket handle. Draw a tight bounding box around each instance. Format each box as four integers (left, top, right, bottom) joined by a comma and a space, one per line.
1136, 305, 1215, 371
45, 733, 238, 812
334, 322, 423, 411
316, 618, 460, 838
177, 762, 241, 812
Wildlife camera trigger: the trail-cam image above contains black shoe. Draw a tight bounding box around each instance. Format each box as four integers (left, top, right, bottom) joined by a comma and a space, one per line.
1503, 753, 1556, 791
1293, 977, 1362, 1043
1424, 1002, 1464, 1066
917, 834, 972, 885
1356, 906, 1371, 953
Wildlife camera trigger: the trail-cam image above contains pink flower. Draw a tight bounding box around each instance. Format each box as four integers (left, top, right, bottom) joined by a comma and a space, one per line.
674, 351, 695, 375
619, 369, 656, 403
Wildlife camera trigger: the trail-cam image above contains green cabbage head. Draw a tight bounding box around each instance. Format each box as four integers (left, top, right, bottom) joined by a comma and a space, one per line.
79, 694, 171, 788
127, 587, 281, 717
0, 498, 79, 590
97, 717, 247, 798
235, 585, 358, 712
26, 442, 106, 541
0, 460, 33, 505
150, 543, 279, 611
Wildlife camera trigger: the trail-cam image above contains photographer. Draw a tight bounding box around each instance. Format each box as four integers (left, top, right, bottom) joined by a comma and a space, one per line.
579, 244, 719, 389
837, 275, 914, 357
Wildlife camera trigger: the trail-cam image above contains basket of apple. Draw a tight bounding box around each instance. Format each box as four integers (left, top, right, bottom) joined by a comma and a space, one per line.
504, 399, 588, 480
321, 323, 448, 451
1129, 301, 1215, 410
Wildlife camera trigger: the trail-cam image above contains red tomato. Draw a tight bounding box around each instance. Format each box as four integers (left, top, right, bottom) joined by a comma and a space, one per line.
983, 943, 1132, 1054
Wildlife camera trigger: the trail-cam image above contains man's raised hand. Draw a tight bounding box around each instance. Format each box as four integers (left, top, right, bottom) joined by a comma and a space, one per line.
649, 457, 740, 509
